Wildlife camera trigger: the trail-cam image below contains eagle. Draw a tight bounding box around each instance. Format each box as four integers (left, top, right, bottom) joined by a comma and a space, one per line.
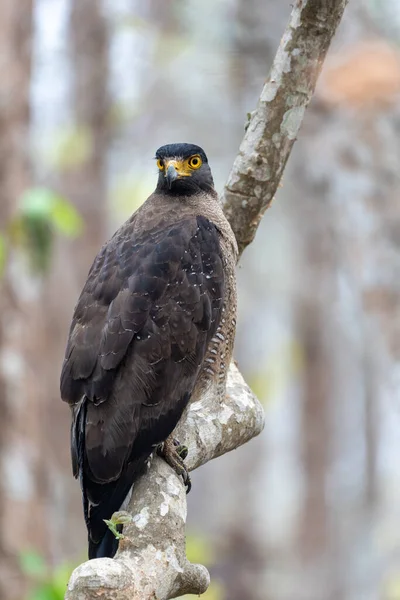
60, 143, 238, 559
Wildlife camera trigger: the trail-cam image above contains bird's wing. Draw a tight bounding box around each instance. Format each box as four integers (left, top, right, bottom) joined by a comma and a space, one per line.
61, 214, 225, 541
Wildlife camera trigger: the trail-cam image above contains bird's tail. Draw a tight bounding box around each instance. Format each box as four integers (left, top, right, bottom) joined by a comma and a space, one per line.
89, 526, 121, 559
86, 456, 149, 559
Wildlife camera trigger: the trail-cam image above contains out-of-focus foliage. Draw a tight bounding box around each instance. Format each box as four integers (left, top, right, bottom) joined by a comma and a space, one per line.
385, 574, 400, 600
0, 233, 6, 277
1, 2, 399, 600
181, 532, 225, 600
186, 530, 215, 566
111, 174, 154, 219
20, 551, 77, 600
19, 540, 225, 600
46, 125, 93, 171
247, 339, 304, 404
5, 187, 83, 274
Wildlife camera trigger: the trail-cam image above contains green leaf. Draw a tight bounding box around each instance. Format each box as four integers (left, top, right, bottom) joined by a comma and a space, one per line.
19, 550, 46, 578
19, 187, 83, 237
50, 198, 83, 237
0, 234, 6, 276
20, 188, 55, 220
22, 217, 53, 274
14, 187, 83, 274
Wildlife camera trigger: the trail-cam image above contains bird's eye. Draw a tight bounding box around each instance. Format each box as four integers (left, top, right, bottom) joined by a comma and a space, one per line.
188, 155, 202, 169
156, 159, 164, 170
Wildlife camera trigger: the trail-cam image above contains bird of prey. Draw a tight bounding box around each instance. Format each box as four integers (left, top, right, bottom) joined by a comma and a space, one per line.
60, 143, 238, 559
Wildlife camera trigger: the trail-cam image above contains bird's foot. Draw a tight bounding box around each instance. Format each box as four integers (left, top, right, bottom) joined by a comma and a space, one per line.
173, 438, 189, 460
104, 511, 133, 540
157, 437, 191, 493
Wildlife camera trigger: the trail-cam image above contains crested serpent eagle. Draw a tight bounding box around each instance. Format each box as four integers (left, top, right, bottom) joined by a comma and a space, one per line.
60, 143, 238, 559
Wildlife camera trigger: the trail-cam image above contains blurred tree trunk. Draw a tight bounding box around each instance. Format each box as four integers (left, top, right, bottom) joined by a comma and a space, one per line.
297, 305, 330, 560
39, 0, 111, 560
0, 1, 35, 598
194, 3, 287, 600
68, 0, 109, 279
287, 5, 400, 596
219, 2, 395, 599
293, 194, 339, 599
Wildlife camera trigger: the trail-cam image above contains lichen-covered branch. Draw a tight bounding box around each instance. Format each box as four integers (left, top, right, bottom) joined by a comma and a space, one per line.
222, 0, 349, 257
66, 1, 348, 598
66, 364, 264, 600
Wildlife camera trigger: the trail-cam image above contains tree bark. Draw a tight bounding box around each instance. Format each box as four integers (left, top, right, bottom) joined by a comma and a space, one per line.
66, 365, 264, 600
222, 0, 349, 257
66, 0, 348, 598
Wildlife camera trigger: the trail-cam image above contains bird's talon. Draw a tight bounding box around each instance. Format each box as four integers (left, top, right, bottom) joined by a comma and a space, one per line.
176, 444, 188, 460
183, 471, 192, 494
171, 438, 188, 460
159, 437, 192, 493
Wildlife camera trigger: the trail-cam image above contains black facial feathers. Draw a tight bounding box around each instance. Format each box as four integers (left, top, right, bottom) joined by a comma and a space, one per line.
155, 143, 215, 196
155, 143, 208, 163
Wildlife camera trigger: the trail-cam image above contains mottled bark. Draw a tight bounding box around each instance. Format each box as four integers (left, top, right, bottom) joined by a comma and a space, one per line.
222, 0, 349, 257
66, 1, 348, 598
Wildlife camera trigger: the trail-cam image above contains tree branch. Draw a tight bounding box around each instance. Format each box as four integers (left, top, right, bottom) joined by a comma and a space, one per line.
66, 0, 348, 597
66, 364, 264, 600
223, 0, 348, 257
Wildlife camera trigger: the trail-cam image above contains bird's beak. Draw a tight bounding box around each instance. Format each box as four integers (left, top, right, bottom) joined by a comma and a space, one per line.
165, 164, 178, 189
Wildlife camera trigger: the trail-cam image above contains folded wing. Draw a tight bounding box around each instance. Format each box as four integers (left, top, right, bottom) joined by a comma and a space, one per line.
60, 215, 225, 549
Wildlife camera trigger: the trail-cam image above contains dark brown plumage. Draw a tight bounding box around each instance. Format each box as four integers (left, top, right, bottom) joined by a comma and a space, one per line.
60, 143, 237, 559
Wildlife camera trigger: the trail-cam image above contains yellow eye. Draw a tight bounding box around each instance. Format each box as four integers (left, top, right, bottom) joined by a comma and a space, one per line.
188, 155, 202, 169
156, 158, 164, 170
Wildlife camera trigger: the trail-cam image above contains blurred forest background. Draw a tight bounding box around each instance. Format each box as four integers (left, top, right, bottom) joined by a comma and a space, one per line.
0, 0, 400, 599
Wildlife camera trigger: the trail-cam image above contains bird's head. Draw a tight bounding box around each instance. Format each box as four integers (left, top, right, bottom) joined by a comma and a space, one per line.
155, 143, 215, 196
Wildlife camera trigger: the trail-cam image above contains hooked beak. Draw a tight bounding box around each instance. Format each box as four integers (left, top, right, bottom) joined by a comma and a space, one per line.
165, 164, 178, 189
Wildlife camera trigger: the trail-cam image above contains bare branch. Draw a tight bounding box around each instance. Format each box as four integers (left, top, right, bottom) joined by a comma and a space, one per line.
223, 0, 349, 257
66, 0, 348, 597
